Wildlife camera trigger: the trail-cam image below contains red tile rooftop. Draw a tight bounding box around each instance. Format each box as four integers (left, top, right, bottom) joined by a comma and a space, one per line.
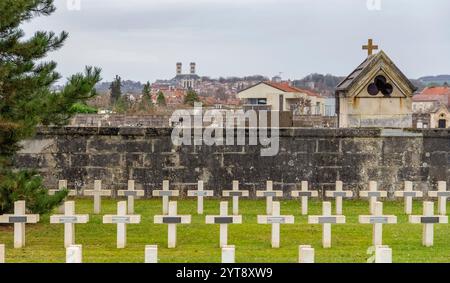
263, 81, 322, 98
420, 86, 450, 96
414, 86, 450, 105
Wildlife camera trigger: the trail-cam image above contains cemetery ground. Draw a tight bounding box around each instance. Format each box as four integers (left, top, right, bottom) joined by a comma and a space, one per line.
1, 199, 449, 263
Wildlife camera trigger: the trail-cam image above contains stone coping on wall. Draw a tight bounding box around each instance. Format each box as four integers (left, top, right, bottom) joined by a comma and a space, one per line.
35, 126, 450, 138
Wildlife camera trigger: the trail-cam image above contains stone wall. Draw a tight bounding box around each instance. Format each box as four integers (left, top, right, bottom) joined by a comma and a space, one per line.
70, 114, 172, 127
13, 127, 449, 198
293, 115, 338, 128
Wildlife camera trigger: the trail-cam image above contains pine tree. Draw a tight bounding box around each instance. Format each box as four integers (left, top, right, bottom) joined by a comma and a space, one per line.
109, 75, 122, 105
157, 91, 166, 106
184, 89, 200, 106
0, 0, 102, 214
142, 81, 151, 96
139, 81, 153, 111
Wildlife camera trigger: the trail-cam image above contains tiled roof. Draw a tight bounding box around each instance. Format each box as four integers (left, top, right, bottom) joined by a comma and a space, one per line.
290, 86, 323, 98
413, 94, 446, 102
336, 54, 377, 91
420, 86, 450, 96
238, 81, 324, 99
265, 82, 323, 98
263, 81, 300, 93
335, 50, 417, 94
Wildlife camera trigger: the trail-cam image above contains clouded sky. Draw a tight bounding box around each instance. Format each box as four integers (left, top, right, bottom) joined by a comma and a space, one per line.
22, 0, 450, 83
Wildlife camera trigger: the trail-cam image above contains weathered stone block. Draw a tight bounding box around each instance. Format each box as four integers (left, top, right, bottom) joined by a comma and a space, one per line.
317, 140, 340, 153
71, 154, 90, 167
430, 152, 448, 166
56, 137, 86, 153
90, 154, 121, 167
124, 153, 143, 167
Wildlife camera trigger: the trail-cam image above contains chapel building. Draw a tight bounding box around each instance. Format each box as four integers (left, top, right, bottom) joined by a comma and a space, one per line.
335, 40, 417, 128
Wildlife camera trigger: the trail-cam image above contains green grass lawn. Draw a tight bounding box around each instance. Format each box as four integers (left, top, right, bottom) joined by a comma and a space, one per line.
1, 198, 450, 263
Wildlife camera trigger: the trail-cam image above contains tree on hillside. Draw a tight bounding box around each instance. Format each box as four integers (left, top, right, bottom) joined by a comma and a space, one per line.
139, 81, 153, 111
113, 95, 130, 114
156, 91, 166, 106
0, 0, 102, 214
109, 75, 122, 105
184, 89, 200, 106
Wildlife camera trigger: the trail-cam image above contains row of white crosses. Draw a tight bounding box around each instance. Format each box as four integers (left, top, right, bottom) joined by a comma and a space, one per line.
50, 179, 450, 217
50, 200, 140, 249
49, 180, 144, 215
364, 180, 449, 215
153, 180, 213, 215
64, 244, 315, 264
2, 199, 445, 253
256, 201, 347, 249
2, 180, 446, 251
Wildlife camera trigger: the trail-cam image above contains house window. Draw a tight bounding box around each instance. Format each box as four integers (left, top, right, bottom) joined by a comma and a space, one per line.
257, 98, 267, 105
247, 98, 266, 105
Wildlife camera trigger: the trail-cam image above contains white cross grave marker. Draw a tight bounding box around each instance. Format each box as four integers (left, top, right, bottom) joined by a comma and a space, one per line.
257, 202, 294, 248
428, 181, 449, 215
50, 201, 89, 247
325, 181, 353, 215
359, 202, 397, 246
103, 201, 141, 248
0, 244, 4, 263
291, 181, 318, 215
188, 181, 214, 214
359, 181, 387, 214
222, 245, 235, 263
83, 180, 112, 214
49, 180, 77, 213
154, 201, 191, 248
409, 201, 448, 247
118, 180, 144, 214
145, 245, 158, 263
375, 245, 392, 263
308, 202, 346, 248
222, 181, 249, 215
152, 180, 179, 215
49, 180, 77, 197
298, 245, 315, 263
66, 244, 82, 263
394, 181, 423, 214
0, 201, 39, 248
256, 181, 283, 215
205, 201, 242, 247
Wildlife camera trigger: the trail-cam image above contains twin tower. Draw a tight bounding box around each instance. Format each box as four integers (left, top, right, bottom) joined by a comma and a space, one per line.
176, 62, 196, 76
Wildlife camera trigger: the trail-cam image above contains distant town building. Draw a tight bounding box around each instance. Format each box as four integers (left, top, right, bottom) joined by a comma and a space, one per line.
172, 62, 201, 89
153, 62, 201, 90
412, 85, 450, 128
271, 75, 282, 83
237, 81, 326, 115
151, 64, 266, 107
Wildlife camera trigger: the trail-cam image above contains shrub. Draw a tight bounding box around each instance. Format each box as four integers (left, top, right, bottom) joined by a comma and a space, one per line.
0, 170, 68, 215
70, 103, 98, 114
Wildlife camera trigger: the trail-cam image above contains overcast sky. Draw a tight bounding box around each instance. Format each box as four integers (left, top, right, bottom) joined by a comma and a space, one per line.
22, 0, 450, 83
